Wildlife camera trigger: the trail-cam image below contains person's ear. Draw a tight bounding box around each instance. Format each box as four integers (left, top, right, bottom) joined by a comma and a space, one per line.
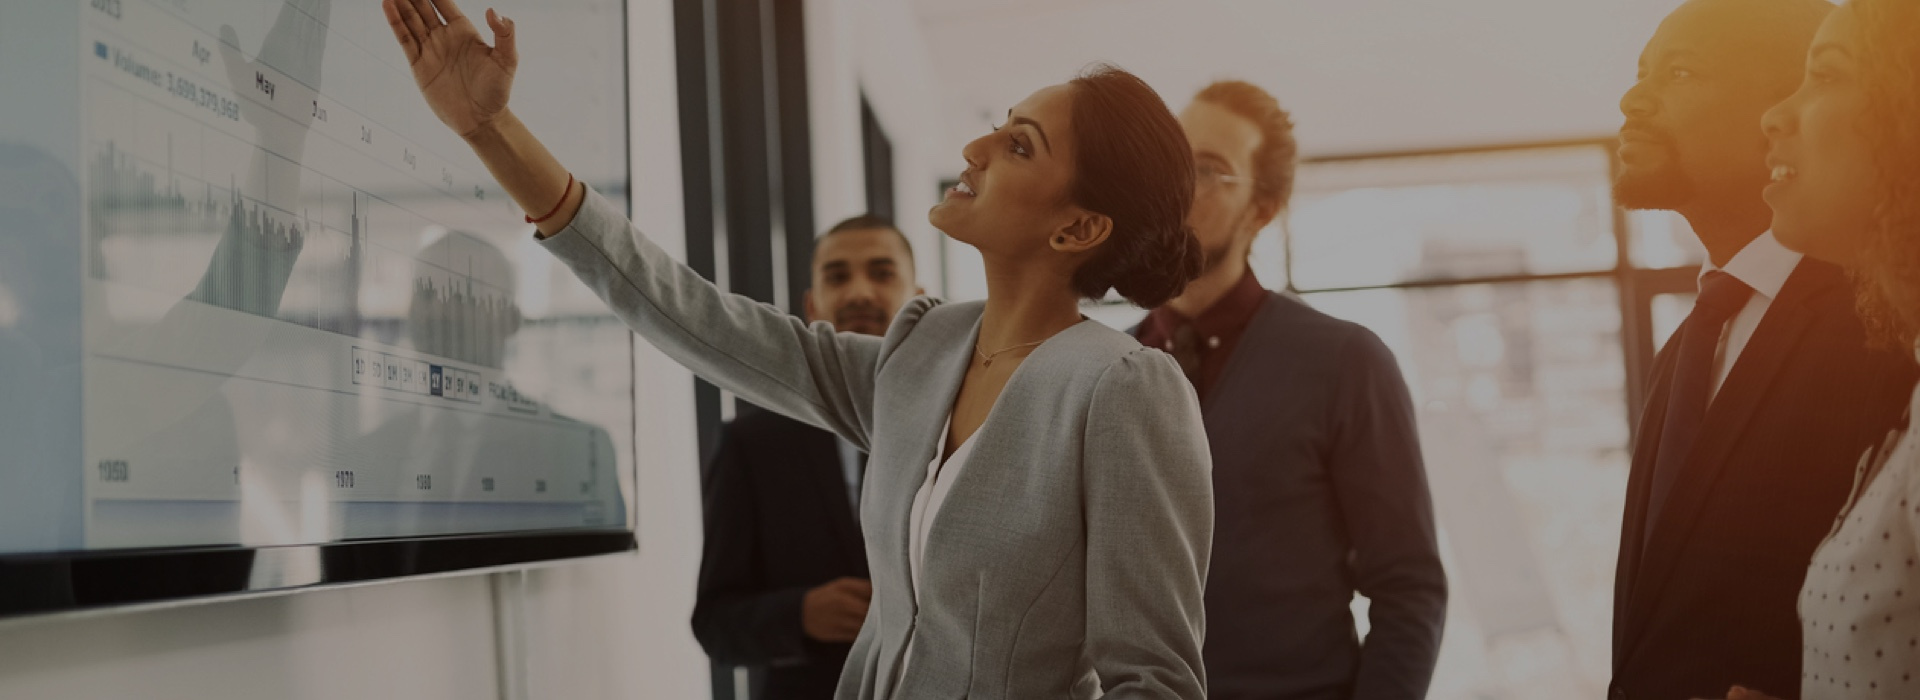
1049, 210, 1113, 254
1248, 196, 1282, 233
802, 288, 820, 323
914, 285, 927, 297
1236, 199, 1281, 251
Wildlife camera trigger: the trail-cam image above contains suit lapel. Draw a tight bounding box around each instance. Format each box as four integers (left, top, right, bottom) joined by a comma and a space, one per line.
1620, 261, 1842, 663
1678, 262, 1842, 488
801, 427, 868, 575
1617, 342, 1678, 663
894, 313, 980, 607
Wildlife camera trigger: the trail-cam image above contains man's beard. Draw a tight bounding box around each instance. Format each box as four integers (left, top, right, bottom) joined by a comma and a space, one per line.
1613, 137, 1696, 211
833, 303, 891, 335
1199, 236, 1238, 277
1615, 165, 1698, 211
1196, 203, 1258, 277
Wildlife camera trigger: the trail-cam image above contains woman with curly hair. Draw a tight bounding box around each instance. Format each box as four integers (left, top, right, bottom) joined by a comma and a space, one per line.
1712, 0, 1920, 698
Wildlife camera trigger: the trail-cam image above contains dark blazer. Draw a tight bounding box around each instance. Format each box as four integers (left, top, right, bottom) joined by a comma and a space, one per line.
1202, 292, 1448, 700
692, 407, 868, 700
1609, 260, 1917, 700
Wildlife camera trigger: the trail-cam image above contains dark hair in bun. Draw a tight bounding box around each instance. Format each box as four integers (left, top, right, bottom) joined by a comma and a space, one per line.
1064, 64, 1203, 308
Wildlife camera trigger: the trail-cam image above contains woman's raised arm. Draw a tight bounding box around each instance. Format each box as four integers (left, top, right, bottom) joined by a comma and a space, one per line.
382, 0, 581, 236
382, 0, 888, 446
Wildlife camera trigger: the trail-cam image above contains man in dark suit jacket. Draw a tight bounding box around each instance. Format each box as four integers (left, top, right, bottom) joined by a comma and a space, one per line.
1137, 80, 1448, 700
691, 216, 921, 700
1607, 1, 1919, 698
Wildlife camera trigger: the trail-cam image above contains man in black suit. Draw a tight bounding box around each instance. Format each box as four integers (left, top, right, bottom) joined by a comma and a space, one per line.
1139, 80, 1447, 700
1608, 1, 1918, 698
691, 216, 921, 700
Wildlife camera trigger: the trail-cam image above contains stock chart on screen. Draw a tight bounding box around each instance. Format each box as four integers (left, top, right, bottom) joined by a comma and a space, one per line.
0, 0, 635, 557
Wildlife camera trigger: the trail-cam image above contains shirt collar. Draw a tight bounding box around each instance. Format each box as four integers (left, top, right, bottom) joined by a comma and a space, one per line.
1142, 267, 1268, 345
1700, 231, 1802, 301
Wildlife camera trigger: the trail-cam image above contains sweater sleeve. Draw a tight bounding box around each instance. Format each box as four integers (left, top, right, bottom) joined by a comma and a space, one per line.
1081, 349, 1215, 699
538, 186, 890, 449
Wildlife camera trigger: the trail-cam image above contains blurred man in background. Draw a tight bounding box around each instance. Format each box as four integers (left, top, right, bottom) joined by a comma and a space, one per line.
1136, 80, 1447, 700
1606, 0, 1917, 697
691, 216, 921, 700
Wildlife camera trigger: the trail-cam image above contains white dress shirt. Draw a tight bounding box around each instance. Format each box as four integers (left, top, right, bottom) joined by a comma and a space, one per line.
835, 436, 864, 512
1797, 344, 1920, 698
1700, 231, 1804, 402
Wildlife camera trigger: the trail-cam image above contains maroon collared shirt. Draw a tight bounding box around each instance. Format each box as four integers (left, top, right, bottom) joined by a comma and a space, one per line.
1135, 268, 1270, 403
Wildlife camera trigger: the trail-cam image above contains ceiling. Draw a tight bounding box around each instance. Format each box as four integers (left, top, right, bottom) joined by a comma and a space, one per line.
911, 0, 1694, 159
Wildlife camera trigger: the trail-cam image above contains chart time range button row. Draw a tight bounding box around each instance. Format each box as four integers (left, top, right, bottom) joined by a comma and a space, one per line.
350, 347, 482, 404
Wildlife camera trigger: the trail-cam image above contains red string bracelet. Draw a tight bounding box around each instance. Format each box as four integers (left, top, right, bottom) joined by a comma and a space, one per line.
526, 173, 576, 224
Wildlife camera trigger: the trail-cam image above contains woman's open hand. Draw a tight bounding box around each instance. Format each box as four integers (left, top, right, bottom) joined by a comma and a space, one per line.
382, 0, 516, 139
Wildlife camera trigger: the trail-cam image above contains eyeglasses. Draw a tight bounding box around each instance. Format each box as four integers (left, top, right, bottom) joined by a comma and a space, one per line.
1196, 162, 1257, 190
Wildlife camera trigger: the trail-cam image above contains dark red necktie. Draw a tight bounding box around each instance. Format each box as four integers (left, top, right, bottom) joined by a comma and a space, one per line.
1644, 270, 1753, 542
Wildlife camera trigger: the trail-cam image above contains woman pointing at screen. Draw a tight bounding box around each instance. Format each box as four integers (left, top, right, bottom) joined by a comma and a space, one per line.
383, 1, 1214, 697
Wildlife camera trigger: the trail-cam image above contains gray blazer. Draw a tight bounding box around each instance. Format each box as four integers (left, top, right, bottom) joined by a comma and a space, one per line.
542, 189, 1213, 699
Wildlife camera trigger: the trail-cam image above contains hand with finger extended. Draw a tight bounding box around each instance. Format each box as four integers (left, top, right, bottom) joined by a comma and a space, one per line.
381, 0, 517, 140
801, 577, 872, 643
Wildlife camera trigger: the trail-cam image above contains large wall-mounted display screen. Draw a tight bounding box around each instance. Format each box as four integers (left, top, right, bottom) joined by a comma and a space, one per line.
0, 0, 635, 616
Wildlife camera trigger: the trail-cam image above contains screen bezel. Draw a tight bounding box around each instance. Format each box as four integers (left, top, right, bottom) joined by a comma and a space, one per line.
0, 529, 637, 619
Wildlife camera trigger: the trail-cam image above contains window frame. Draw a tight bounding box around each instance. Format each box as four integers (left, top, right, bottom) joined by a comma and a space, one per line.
1275, 138, 1700, 435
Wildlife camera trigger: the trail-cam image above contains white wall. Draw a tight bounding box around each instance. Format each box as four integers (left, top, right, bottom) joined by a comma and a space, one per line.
805, 0, 964, 298
911, 0, 1690, 159
0, 1, 711, 698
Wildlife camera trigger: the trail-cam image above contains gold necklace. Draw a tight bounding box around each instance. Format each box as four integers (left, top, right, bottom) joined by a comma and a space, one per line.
973, 339, 1045, 368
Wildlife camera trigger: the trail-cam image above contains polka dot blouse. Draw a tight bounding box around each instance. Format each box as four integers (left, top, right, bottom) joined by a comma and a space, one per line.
1798, 373, 1919, 699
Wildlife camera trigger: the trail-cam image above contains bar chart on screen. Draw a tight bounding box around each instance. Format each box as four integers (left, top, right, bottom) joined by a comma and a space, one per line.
75, 0, 629, 550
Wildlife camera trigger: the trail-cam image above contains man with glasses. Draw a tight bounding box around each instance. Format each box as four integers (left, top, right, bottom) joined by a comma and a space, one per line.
1135, 81, 1447, 700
